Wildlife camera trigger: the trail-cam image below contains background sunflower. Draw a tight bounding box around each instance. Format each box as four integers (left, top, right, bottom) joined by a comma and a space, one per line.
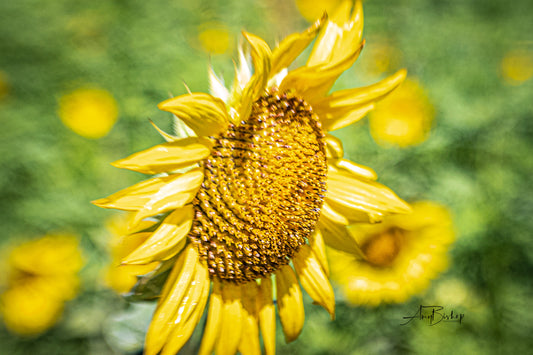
1, 0, 532, 354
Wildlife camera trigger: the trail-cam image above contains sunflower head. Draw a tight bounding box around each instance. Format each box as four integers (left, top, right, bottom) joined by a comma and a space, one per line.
93, 1, 412, 353
369, 78, 434, 147
329, 201, 455, 306
0, 235, 83, 336
58, 87, 118, 139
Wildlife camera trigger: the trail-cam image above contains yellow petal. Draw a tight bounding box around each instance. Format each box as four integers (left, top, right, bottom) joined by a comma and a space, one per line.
257, 278, 276, 355
270, 14, 325, 76
324, 134, 344, 159
293, 245, 335, 319
238, 282, 261, 355
92, 175, 176, 211
238, 32, 272, 122
111, 137, 212, 174
216, 282, 243, 355
122, 205, 193, 264
308, 229, 329, 276
145, 245, 198, 355
326, 169, 411, 221
279, 41, 364, 104
320, 102, 374, 132
198, 279, 223, 355
318, 209, 365, 257
275, 265, 304, 343
335, 160, 378, 181
160, 259, 209, 355
307, 0, 364, 67
209, 65, 230, 102
149, 119, 181, 142
130, 168, 204, 226
158, 92, 230, 137
313, 69, 407, 131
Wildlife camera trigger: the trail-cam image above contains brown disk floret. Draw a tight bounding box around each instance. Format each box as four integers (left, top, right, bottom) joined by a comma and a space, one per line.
188, 90, 327, 283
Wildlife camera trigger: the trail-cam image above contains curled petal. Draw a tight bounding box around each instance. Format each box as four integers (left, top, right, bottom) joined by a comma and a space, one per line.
111, 137, 212, 175
275, 265, 304, 343
293, 245, 335, 319
257, 278, 276, 355
122, 205, 194, 265
319, 205, 365, 257
237, 32, 272, 122
279, 41, 364, 104
324, 134, 344, 159
314, 69, 407, 131
307, 0, 364, 67
270, 14, 326, 76
158, 92, 230, 137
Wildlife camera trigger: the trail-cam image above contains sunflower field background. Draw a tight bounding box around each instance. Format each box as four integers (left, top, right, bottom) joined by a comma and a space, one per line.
1, 0, 532, 354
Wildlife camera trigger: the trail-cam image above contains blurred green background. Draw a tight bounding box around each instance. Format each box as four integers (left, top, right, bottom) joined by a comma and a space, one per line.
1, 0, 532, 354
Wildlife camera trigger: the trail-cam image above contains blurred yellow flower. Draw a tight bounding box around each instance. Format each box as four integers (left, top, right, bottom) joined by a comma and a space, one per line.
58, 87, 119, 139
500, 49, 533, 85
104, 214, 159, 294
0, 234, 83, 336
295, 0, 344, 22
198, 22, 233, 55
369, 78, 434, 147
329, 201, 454, 306
359, 41, 403, 78
94, 1, 410, 353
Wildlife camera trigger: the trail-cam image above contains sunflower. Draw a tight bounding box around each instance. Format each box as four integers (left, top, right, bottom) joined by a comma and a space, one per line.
58, 87, 119, 139
93, 1, 410, 353
0, 234, 83, 336
329, 201, 454, 306
369, 78, 434, 147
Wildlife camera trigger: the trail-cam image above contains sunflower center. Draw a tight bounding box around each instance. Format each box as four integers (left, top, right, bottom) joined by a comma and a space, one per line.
188, 91, 327, 283
361, 228, 403, 267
